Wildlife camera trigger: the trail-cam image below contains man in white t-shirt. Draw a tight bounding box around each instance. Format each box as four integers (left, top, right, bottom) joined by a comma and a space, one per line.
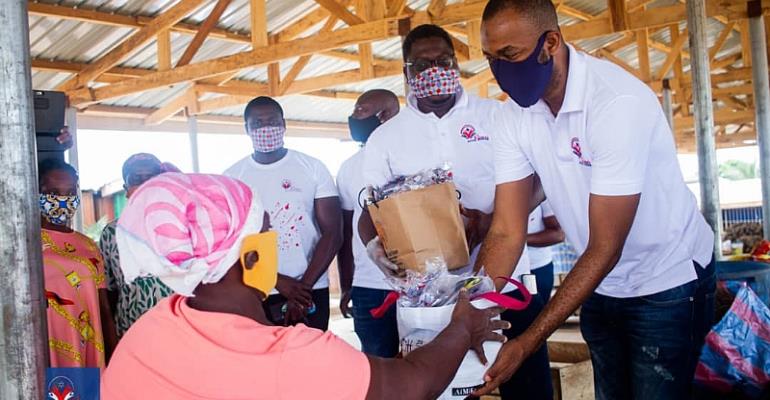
358, 24, 551, 400
526, 200, 564, 305
224, 96, 342, 331
337, 89, 401, 357
473, 1, 717, 399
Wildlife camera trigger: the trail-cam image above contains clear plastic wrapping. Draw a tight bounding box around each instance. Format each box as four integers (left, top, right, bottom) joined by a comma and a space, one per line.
369, 163, 454, 203
385, 257, 494, 307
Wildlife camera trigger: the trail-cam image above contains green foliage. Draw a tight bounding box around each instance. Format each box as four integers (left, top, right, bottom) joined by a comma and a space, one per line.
718, 160, 757, 181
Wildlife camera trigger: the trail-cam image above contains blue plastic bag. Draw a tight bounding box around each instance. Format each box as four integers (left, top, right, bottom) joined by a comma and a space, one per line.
695, 285, 770, 399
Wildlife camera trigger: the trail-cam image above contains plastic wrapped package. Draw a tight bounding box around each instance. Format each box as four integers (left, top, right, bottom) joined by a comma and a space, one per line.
694, 285, 770, 399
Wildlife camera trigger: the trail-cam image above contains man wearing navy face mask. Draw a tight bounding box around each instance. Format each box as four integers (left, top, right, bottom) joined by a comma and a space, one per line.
357, 24, 550, 399
472, 1, 716, 399
336, 89, 401, 357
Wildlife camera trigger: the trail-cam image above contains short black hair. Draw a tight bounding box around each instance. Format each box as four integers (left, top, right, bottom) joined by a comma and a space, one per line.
482, 0, 559, 32
358, 89, 399, 108
402, 24, 455, 62
243, 96, 284, 121
38, 158, 78, 185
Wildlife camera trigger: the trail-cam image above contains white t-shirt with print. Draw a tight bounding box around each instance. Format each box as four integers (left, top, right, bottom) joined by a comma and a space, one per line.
527, 201, 555, 269
337, 149, 391, 291
363, 88, 530, 292
224, 150, 338, 290
494, 45, 714, 298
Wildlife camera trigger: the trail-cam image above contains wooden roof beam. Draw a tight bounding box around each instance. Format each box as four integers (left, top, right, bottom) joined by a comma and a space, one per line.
428, 0, 448, 18
655, 27, 688, 80
608, 0, 629, 32
314, 0, 363, 26
177, 0, 232, 67
251, 0, 269, 47
57, 0, 207, 91
68, 19, 401, 106
157, 29, 172, 71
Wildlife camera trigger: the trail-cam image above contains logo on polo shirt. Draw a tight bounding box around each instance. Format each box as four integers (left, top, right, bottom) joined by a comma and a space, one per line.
571, 137, 592, 167
460, 124, 489, 143
281, 179, 301, 192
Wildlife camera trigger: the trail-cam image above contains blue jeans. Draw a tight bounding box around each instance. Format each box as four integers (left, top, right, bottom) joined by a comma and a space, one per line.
351, 287, 399, 358
499, 289, 554, 400
532, 262, 555, 306
580, 259, 717, 400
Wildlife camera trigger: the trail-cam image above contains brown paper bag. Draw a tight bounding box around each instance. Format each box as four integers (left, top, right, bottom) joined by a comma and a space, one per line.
368, 182, 469, 271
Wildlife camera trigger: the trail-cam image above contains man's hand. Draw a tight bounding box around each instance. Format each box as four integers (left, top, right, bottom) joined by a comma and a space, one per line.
275, 275, 312, 307
340, 289, 353, 318
460, 206, 493, 252
56, 127, 74, 150
450, 290, 509, 365
472, 337, 528, 396
366, 237, 405, 279
284, 298, 309, 326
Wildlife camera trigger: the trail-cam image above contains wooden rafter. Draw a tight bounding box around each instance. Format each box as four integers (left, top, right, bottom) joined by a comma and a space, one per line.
448, 34, 471, 62
655, 27, 689, 80
428, 0, 448, 18
251, 0, 268, 47
145, 86, 198, 125
608, 0, 629, 32
177, 0, 232, 67
314, 0, 363, 26
387, 0, 409, 17
57, 0, 207, 91
466, 20, 483, 60
709, 21, 736, 62
68, 19, 400, 105
157, 29, 172, 71
279, 15, 340, 94
740, 19, 753, 68
636, 28, 651, 81
597, 48, 640, 78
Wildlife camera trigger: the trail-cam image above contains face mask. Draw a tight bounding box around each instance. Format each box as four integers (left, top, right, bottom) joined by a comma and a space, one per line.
408, 66, 460, 99
39, 194, 80, 226
348, 115, 381, 143
247, 126, 285, 153
240, 231, 278, 298
490, 32, 554, 108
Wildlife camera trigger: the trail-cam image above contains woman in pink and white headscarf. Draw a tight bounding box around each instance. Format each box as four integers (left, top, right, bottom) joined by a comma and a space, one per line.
102, 173, 505, 400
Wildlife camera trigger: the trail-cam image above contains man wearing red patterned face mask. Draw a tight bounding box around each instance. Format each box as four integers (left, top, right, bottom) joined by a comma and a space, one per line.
224, 96, 342, 332
357, 24, 553, 399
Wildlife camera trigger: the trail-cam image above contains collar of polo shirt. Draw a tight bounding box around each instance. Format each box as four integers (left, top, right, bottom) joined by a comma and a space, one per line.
529, 45, 588, 116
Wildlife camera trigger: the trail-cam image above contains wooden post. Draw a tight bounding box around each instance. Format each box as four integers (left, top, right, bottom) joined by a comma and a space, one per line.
0, 1, 49, 398
65, 107, 84, 232
748, 0, 770, 238
608, 0, 629, 32
662, 79, 675, 130
636, 28, 651, 81
157, 29, 171, 71
687, 0, 723, 258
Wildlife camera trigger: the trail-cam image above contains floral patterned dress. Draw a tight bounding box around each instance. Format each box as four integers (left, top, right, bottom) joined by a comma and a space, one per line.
42, 229, 106, 368
99, 220, 174, 337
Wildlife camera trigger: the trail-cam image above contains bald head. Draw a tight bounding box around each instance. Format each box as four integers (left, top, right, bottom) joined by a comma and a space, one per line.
352, 89, 400, 123
483, 0, 559, 33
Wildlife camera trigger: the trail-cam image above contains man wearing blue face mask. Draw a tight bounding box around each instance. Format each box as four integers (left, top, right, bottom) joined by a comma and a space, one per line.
472, 1, 716, 399
357, 24, 551, 399
336, 89, 401, 358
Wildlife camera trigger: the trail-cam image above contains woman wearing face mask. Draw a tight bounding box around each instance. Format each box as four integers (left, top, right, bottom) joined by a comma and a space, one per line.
38, 158, 118, 368
102, 173, 507, 400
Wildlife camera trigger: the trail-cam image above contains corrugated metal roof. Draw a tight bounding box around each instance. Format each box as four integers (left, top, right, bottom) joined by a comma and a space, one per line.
28, 0, 748, 123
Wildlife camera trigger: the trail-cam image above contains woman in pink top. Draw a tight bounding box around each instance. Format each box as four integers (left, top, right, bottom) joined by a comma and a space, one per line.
103, 173, 508, 400
38, 158, 118, 367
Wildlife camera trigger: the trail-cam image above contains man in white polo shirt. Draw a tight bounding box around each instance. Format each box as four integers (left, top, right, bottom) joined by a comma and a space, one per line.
473, 1, 716, 399
337, 89, 401, 357
224, 96, 342, 332
358, 24, 552, 400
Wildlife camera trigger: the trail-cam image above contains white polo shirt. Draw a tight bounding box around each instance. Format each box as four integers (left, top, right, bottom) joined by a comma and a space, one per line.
494, 45, 714, 298
337, 149, 391, 290
527, 201, 555, 270
363, 88, 530, 291
224, 150, 339, 291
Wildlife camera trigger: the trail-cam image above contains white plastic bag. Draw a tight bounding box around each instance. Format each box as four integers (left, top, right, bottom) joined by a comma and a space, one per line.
397, 298, 502, 400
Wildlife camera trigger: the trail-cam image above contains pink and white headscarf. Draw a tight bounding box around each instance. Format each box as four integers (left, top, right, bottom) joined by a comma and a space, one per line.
116, 173, 264, 296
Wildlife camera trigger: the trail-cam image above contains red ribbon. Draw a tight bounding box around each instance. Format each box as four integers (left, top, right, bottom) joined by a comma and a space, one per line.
370, 291, 400, 318
369, 277, 533, 318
